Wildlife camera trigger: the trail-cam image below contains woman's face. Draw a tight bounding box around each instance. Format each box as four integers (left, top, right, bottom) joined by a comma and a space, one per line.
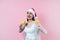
27, 12, 33, 20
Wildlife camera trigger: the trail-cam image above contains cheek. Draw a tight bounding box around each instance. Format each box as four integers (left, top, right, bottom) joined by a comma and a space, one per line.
30, 16, 33, 18
31, 15, 33, 18
26, 14, 29, 17
27, 14, 29, 16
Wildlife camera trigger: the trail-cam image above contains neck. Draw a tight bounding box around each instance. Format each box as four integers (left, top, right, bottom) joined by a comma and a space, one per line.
28, 19, 33, 22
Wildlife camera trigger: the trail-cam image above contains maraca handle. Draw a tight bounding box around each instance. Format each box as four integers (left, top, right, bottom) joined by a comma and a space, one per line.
19, 24, 25, 33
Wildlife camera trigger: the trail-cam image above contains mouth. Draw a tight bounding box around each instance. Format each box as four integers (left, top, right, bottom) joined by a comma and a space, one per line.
27, 16, 31, 18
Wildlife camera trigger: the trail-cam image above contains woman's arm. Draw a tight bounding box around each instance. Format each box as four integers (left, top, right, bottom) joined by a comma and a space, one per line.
19, 23, 26, 33
37, 23, 48, 34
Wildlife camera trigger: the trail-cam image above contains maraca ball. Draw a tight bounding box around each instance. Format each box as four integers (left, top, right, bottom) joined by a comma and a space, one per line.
35, 19, 40, 24
21, 20, 26, 24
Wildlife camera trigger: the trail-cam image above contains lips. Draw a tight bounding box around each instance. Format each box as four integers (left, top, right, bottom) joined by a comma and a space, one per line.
27, 16, 31, 18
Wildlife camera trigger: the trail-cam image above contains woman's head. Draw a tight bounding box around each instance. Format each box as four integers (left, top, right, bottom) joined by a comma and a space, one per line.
26, 8, 37, 21
27, 12, 35, 21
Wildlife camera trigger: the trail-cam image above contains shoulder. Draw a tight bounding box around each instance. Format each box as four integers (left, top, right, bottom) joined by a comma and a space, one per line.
33, 19, 41, 27
32, 19, 40, 26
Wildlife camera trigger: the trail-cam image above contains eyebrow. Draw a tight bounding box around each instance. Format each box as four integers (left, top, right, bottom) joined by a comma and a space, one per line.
27, 12, 33, 14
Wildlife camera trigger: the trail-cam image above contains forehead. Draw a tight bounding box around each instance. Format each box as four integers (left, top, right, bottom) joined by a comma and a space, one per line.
27, 12, 33, 14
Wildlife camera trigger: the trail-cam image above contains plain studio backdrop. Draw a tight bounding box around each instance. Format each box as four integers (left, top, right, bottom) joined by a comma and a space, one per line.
0, 0, 60, 40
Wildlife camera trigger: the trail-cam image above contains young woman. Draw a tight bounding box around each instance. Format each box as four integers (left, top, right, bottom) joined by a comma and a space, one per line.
19, 8, 47, 40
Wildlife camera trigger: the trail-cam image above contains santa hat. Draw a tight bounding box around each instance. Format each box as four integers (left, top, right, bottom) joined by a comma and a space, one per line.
26, 8, 38, 19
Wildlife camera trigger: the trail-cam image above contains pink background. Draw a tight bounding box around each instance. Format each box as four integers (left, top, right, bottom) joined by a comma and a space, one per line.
0, 0, 60, 40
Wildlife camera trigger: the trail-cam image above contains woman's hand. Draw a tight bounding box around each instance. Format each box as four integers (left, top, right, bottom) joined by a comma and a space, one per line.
37, 23, 48, 34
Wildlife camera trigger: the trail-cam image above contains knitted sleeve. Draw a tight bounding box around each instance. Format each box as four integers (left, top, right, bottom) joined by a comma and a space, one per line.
35, 19, 48, 34
39, 24, 48, 34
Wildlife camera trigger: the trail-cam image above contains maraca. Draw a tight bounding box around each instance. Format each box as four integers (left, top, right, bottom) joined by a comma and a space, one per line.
35, 19, 40, 24
21, 20, 26, 25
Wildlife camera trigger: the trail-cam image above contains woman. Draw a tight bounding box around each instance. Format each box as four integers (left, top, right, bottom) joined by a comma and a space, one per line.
19, 8, 47, 40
